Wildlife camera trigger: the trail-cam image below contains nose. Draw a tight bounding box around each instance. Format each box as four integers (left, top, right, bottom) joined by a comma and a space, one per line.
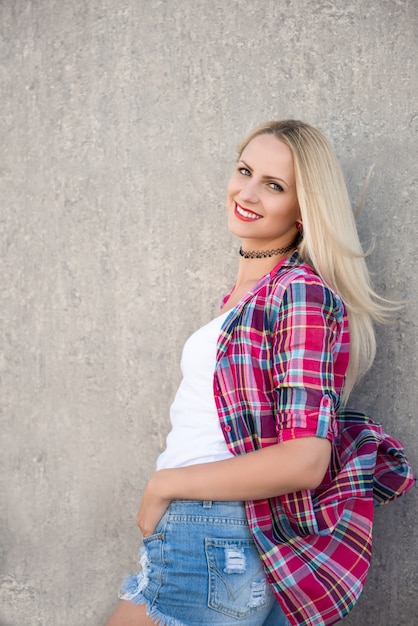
238, 179, 259, 204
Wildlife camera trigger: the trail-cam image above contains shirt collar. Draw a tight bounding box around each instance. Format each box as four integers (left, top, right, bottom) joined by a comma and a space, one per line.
217, 252, 305, 352
268, 250, 303, 278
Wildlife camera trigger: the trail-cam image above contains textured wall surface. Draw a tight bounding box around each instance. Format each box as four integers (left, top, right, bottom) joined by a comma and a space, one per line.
1, 1, 417, 624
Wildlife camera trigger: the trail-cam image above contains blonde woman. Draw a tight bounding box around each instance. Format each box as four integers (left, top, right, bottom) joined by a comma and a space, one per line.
106, 121, 413, 626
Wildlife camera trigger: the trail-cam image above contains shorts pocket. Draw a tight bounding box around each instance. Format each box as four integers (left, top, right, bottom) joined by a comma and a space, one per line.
142, 507, 170, 545
142, 509, 170, 574
205, 537, 271, 619
143, 531, 164, 545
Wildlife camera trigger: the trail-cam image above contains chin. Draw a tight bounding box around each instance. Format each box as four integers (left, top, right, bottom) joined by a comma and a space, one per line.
227, 221, 247, 240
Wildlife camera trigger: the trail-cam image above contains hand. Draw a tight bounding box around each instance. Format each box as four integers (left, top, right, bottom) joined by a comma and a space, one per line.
136, 471, 172, 538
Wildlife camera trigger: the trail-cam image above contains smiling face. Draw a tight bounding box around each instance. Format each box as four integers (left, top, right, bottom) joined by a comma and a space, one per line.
226, 134, 300, 250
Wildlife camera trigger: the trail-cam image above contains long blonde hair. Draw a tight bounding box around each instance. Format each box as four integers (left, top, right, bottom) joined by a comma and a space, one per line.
238, 120, 392, 401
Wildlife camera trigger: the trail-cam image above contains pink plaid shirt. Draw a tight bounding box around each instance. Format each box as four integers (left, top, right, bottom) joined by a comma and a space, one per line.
214, 252, 414, 625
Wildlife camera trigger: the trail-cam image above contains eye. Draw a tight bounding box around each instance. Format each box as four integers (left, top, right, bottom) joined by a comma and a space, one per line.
238, 167, 251, 177
268, 181, 284, 192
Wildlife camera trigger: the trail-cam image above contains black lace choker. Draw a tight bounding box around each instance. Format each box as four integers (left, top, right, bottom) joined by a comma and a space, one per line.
239, 238, 299, 259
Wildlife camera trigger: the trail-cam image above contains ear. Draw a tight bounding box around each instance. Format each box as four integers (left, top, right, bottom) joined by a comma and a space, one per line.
296, 221, 303, 233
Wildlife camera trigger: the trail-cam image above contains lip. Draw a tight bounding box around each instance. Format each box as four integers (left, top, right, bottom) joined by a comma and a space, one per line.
234, 202, 262, 222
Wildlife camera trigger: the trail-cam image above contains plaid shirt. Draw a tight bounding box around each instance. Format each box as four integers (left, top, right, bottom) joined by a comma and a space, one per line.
214, 252, 414, 626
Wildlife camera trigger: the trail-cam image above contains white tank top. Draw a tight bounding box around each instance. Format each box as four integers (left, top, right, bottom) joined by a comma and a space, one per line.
156, 311, 234, 470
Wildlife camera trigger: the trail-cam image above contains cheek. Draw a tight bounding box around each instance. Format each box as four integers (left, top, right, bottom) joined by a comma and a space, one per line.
269, 199, 299, 223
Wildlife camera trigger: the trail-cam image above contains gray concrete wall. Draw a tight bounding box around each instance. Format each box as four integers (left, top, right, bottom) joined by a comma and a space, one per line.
1, 1, 417, 624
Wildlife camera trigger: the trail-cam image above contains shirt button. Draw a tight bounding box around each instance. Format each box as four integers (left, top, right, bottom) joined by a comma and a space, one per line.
323, 397, 330, 407
224, 425, 231, 432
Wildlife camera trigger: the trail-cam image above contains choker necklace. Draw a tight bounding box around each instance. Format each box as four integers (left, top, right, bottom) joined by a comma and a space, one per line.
239, 236, 299, 259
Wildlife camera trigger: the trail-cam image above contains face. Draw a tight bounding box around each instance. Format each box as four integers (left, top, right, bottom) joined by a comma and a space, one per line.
226, 134, 300, 249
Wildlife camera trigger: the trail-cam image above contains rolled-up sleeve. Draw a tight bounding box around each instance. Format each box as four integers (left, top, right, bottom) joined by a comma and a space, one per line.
272, 276, 349, 443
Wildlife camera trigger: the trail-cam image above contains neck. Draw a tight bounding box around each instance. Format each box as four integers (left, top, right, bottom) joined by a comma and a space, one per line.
234, 236, 299, 287
235, 251, 291, 288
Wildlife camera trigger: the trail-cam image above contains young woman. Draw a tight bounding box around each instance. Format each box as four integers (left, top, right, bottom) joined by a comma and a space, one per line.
105, 121, 413, 626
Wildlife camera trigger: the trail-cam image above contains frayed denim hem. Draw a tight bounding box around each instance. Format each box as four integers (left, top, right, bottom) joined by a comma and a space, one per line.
144, 601, 187, 626
119, 548, 187, 626
145, 605, 187, 626
119, 591, 187, 626
119, 573, 147, 604
119, 548, 149, 602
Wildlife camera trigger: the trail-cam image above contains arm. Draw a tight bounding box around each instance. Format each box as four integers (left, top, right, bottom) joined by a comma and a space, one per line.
138, 276, 346, 537
137, 436, 331, 536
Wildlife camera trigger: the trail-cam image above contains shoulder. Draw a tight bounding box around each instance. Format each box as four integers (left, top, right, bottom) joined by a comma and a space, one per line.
267, 257, 346, 322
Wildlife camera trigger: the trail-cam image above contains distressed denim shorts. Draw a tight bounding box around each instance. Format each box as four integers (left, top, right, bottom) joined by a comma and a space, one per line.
119, 500, 290, 626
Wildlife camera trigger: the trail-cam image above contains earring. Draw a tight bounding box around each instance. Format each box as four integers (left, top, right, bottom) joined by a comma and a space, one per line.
296, 221, 303, 235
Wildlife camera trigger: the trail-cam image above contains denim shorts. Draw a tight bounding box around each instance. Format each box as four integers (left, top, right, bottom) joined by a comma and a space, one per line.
119, 500, 290, 626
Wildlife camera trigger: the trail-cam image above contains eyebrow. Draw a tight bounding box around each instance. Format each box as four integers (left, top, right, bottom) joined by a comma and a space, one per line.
238, 159, 290, 188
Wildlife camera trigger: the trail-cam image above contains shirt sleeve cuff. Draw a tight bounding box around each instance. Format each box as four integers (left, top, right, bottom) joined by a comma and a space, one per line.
277, 394, 337, 443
